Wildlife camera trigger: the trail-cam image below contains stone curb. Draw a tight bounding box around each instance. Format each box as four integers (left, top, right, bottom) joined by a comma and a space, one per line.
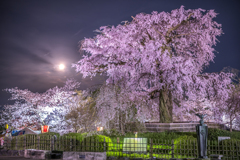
0, 149, 24, 156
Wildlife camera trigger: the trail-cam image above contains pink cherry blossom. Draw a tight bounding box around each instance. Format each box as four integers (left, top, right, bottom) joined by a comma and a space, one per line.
73, 6, 234, 123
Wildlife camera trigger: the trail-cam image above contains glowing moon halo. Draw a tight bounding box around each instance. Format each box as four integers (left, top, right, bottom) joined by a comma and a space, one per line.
59, 64, 65, 70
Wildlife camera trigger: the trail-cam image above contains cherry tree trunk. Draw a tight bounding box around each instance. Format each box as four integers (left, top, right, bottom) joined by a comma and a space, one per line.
230, 121, 232, 132
118, 109, 125, 134
159, 89, 173, 123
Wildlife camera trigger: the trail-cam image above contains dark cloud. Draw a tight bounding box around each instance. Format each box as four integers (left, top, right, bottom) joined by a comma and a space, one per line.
0, 0, 240, 106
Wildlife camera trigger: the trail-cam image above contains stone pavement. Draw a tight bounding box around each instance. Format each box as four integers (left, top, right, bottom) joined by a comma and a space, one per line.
0, 156, 40, 160
0, 156, 63, 160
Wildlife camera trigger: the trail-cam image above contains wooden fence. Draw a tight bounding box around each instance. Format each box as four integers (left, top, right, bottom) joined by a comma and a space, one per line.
3, 135, 240, 160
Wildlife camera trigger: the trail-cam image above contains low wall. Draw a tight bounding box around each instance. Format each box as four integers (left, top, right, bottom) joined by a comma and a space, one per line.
63, 151, 106, 160
0, 149, 63, 159
24, 149, 51, 159
143, 122, 227, 133
0, 149, 24, 156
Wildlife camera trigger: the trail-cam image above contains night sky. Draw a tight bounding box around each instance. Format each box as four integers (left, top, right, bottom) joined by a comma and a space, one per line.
0, 0, 240, 107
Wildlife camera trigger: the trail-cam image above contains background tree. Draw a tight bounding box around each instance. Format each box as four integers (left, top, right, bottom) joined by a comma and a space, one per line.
174, 98, 215, 122
220, 67, 240, 132
65, 90, 100, 133
73, 6, 233, 123
223, 83, 240, 132
0, 107, 12, 131
95, 82, 154, 134
3, 79, 80, 133
235, 115, 240, 131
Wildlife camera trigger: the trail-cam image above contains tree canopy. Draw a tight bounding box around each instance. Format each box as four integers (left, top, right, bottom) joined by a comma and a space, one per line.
73, 6, 233, 122
2, 79, 80, 133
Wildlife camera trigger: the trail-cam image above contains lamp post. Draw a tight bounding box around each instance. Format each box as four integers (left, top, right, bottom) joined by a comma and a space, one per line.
195, 114, 210, 160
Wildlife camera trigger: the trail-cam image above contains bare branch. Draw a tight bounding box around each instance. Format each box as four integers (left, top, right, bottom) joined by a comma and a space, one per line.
166, 13, 194, 37
152, 26, 165, 37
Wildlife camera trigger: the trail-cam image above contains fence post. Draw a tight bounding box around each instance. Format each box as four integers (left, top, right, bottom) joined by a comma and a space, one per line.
9, 138, 11, 149
4, 138, 7, 149
171, 139, 174, 158
24, 136, 26, 150
30, 135, 32, 149
150, 139, 153, 159
16, 137, 18, 150
237, 140, 239, 159
64, 136, 66, 151
6, 138, 7, 150
180, 140, 182, 156
97, 136, 100, 152
51, 136, 54, 151
70, 136, 73, 151
37, 136, 40, 150
34, 135, 35, 149
8, 138, 11, 150
74, 136, 76, 152
48, 135, 50, 151
194, 140, 196, 157
103, 137, 106, 152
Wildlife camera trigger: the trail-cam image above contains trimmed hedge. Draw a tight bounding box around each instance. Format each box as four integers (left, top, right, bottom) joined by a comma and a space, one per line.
148, 139, 172, 154
173, 135, 197, 156
40, 132, 60, 137
10, 134, 38, 150
81, 132, 88, 138
81, 135, 113, 152
218, 139, 240, 156
208, 128, 230, 141
61, 133, 84, 151
102, 129, 122, 137
227, 130, 240, 140
37, 132, 61, 150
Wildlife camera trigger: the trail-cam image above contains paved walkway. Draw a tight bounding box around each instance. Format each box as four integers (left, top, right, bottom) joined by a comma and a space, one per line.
0, 156, 62, 160
0, 156, 40, 160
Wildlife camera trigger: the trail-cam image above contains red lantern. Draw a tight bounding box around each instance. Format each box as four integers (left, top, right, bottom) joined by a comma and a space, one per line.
41, 125, 49, 133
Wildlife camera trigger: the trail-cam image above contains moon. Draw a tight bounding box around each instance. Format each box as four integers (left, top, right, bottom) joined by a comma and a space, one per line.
59, 64, 65, 70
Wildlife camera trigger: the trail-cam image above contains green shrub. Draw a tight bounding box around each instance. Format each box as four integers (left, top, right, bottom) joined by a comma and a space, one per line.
207, 128, 240, 141
40, 132, 60, 137
175, 132, 197, 138
133, 131, 183, 143
81, 135, 113, 152
228, 131, 240, 140
11, 134, 37, 150
218, 139, 240, 156
61, 133, 85, 151
208, 128, 230, 141
33, 132, 61, 150
63, 132, 81, 137
85, 130, 102, 137
81, 132, 88, 138
102, 129, 122, 137
147, 139, 172, 154
174, 135, 197, 156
